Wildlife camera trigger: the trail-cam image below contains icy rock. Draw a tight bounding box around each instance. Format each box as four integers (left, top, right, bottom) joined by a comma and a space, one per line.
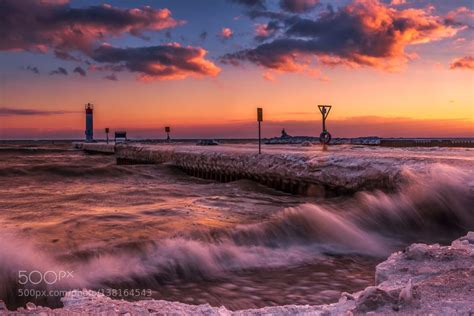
339, 292, 355, 301
451, 231, 474, 249
353, 286, 397, 313
398, 279, 413, 303
404, 243, 439, 260
25, 302, 36, 310
0, 300, 7, 311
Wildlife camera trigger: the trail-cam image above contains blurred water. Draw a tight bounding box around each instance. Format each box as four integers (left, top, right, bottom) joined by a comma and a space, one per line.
0, 143, 472, 310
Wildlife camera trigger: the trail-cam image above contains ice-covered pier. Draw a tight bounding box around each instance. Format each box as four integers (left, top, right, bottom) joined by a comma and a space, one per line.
74, 142, 473, 196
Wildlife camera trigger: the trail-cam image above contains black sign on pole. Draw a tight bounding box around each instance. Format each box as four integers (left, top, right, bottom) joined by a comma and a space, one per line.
257, 108, 263, 154
105, 127, 110, 144
317, 105, 332, 145
165, 126, 171, 142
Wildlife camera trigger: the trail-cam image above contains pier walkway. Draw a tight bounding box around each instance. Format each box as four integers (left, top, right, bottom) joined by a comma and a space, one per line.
74, 142, 473, 196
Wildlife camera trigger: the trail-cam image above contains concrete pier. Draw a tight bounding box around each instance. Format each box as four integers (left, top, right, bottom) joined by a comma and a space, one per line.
73, 142, 116, 154
75, 142, 473, 197
76, 143, 402, 196
380, 138, 474, 148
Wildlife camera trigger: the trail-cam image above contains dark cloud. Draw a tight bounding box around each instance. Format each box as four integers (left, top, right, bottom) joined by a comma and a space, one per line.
279, 0, 320, 13
104, 74, 118, 81
254, 21, 281, 41
26, 65, 39, 74
88, 63, 126, 72
91, 44, 221, 81
223, 0, 459, 72
49, 67, 68, 76
0, 107, 73, 116
444, 6, 474, 29
0, 0, 181, 53
54, 50, 81, 61
0, 1, 226, 81
230, 0, 266, 8
247, 9, 289, 20
73, 66, 86, 77
450, 56, 474, 70
199, 31, 208, 41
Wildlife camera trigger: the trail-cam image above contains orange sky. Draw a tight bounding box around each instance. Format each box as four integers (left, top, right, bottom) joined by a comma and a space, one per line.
2, 60, 472, 138
0, 0, 473, 139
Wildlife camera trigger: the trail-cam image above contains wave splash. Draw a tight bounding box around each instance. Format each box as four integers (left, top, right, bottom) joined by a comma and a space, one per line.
0, 164, 472, 305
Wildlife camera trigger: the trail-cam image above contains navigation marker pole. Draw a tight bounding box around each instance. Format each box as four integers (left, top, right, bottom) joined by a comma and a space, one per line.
257, 108, 263, 154
318, 105, 332, 150
165, 126, 171, 142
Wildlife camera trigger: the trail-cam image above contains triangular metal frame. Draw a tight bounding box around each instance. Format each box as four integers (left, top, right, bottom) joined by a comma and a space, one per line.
318, 105, 331, 120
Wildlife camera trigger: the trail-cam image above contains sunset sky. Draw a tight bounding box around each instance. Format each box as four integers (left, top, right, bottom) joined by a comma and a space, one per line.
0, 0, 473, 139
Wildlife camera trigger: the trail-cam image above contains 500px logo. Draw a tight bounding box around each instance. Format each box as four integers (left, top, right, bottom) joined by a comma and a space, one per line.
18, 270, 74, 285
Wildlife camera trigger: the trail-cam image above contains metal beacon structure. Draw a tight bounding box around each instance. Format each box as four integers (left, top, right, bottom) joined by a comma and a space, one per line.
318, 104, 332, 145
85, 103, 94, 142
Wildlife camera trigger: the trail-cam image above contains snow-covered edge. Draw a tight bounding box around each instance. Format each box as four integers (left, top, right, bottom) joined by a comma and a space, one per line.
6, 232, 473, 315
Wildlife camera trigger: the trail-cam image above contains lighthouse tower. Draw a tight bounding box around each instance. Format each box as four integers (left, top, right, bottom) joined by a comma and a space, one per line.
85, 103, 94, 142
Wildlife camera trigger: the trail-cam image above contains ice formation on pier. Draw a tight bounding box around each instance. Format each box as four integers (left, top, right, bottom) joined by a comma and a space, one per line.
109, 143, 474, 195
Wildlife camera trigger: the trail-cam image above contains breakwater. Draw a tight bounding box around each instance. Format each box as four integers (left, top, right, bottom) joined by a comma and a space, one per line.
380, 138, 474, 148
74, 142, 473, 197
75, 143, 408, 196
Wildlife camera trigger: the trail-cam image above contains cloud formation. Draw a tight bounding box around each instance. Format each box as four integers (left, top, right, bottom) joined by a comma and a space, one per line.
254, 21, 280, 41
54, 50, 81, 61
0, 0, 223, 81
219, 27, 234, 39
445, 6, 474, 28
0, 107, 72, 116
390, 0, 406, 6
230, 0, 266, 8
90, 43, 221, 81
73, 66, 86, 76
199, 31, 208, 41
0, 0, 182, 53
279, 0, 319, 13
450, 56, 474, 70
223, 0, 459, 73
104, 73, 118, 81
50, 67, 68, 76
25, 65, 39, 74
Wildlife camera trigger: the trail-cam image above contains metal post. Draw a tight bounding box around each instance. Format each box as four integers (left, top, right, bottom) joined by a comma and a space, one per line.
257, 108, 263, 154
105, 128, 109, 144
322, 111, 326, 131
318, 105, 332, 145
258, 121, 261, 154
165, 126, 171, 142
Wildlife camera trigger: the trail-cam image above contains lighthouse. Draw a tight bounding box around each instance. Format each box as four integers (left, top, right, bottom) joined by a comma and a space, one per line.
85, 103, 94, 142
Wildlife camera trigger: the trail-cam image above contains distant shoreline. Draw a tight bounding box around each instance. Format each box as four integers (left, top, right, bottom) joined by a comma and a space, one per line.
1, 136, 474, 142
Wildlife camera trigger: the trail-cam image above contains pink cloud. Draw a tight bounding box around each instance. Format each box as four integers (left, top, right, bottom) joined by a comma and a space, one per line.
0, 0, 225, 81
450, 56, 474, 70
280, 0, 320, 13
0, 0, 182, 54
91, 44, 221, 81
255, 24, 270, 38
219, 27, 234, 39
223, 0, 460, 74
390, 0, 407, 6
